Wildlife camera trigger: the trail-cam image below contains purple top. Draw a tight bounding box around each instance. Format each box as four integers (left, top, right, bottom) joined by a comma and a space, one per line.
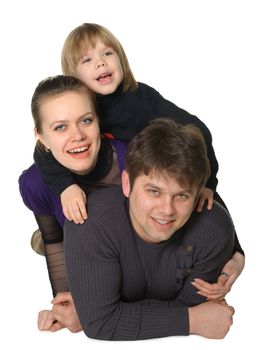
19, 140, 128, 227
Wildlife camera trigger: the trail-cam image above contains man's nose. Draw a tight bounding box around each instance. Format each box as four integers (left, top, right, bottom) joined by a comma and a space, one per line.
159, 197, 175, 216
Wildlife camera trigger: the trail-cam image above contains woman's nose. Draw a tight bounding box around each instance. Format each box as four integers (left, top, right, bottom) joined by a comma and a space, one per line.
71, 126, 86, 141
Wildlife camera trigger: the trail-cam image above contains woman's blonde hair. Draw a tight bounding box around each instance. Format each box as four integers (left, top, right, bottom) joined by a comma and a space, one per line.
61, 23, 138, 93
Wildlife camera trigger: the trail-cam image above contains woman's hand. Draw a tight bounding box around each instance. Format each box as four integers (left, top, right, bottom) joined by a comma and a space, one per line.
192, 252, 245, 300
61, 184, 87, 224
51, 292, 82, 333
38, 310, 65, 332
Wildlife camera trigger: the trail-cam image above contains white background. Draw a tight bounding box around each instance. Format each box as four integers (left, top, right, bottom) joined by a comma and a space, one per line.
1, 0, 264, 348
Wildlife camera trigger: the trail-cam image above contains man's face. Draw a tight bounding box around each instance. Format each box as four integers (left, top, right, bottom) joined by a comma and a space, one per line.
122, 170, 199, 244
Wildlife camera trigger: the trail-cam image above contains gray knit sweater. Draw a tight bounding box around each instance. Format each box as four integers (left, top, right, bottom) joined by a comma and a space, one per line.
64, 186, 234, 340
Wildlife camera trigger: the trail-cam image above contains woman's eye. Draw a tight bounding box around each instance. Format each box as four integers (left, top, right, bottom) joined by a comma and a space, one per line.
82, 117, 93, 125
54, 125, 65, 131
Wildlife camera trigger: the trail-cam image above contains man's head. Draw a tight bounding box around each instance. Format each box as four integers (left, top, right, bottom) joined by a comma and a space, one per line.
122, 118, 210, 243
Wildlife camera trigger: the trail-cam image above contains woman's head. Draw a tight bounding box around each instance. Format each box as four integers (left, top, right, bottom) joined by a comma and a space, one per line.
61, 23, 138, 93
32, 75, 101, 175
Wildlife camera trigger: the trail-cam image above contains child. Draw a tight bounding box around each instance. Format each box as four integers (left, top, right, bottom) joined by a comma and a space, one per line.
34, 23, 244, 261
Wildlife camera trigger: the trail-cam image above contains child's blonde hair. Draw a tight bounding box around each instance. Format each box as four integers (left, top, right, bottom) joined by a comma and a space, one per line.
61, 23, 138, 93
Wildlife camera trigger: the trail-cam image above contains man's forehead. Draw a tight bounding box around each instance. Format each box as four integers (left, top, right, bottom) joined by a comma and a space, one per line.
138, 171, 193, 192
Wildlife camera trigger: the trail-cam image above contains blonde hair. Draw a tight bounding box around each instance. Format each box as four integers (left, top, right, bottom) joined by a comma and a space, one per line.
61, 23, 138, 93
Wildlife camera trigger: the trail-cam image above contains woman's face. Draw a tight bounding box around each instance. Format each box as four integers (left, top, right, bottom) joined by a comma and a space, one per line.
36, 90, 101, 175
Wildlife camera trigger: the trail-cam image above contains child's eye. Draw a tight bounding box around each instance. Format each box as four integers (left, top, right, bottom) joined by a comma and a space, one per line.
104, 51, 113, 56
82, 57, 92, 64
54, 124, 66, 131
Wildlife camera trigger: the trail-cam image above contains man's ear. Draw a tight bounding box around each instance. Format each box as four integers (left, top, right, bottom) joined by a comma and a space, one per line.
121, 170, 131, 198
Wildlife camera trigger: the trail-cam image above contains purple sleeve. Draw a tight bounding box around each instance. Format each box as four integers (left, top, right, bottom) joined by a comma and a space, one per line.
18, 164, 65, 226
110, 139, 128, 172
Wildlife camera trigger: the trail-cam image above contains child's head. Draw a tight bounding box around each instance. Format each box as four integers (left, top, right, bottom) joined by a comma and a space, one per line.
61, 23, 137, 94
32, 75, 101, 175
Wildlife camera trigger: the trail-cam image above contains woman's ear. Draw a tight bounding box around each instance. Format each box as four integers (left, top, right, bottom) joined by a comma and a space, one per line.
34, 127, 48, 149
121, 170, 131, 198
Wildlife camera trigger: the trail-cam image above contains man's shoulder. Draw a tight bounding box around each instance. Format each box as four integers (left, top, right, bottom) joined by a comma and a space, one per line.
194, 201, 234, 233
87, 185, 126, 219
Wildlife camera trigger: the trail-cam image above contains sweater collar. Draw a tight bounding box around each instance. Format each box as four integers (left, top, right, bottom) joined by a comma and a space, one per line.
96, 83, 124, 107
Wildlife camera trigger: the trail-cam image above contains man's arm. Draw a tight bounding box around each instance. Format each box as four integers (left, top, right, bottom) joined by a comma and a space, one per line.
173, 204, 235, 307
64, 219, 189, 340
64, 213, 234, 341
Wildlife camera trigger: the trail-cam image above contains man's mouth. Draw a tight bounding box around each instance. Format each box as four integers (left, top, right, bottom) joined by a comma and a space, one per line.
153, 218, 175, 225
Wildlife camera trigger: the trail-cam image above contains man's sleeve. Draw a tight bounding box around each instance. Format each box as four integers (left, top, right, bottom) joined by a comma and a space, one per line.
173, 204, 235, 307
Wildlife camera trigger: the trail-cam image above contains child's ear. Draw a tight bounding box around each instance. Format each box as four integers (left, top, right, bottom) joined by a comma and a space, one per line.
121, 170, 131, 198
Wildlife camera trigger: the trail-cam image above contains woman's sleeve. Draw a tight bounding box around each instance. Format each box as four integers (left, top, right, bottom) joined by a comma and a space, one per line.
34, 214, 68, 297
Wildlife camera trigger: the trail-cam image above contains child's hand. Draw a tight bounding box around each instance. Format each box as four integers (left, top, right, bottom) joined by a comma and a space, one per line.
60, 184, 87, 224
196, 187, 214, 212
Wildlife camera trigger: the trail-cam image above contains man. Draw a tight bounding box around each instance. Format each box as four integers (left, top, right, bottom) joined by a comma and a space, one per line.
48, 118, 235, 339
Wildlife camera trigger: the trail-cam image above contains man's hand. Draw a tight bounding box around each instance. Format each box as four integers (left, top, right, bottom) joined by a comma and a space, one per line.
61, 184, 87, 224
189, 300, 234, 338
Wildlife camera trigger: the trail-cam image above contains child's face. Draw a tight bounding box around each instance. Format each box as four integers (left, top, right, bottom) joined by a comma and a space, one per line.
75, 38, 123, 95
36, 91, 101, 175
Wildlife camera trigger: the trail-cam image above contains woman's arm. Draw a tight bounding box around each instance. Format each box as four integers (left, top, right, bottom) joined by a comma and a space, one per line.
192, 252, 245, 300
34, 214, 69, 296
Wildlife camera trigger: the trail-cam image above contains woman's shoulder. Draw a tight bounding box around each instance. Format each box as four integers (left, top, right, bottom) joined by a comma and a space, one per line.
19, 163, 46, 192
18, 163, 58, 213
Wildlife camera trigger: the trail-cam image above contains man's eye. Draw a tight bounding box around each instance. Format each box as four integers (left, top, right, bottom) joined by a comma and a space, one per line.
148, 189, 160, 197
54, 125, 65, 131
176, 194, 188, 200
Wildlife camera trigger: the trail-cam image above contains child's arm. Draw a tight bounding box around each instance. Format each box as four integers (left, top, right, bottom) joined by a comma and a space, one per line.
196, 187, 214, 212
34, 146, 87, 223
